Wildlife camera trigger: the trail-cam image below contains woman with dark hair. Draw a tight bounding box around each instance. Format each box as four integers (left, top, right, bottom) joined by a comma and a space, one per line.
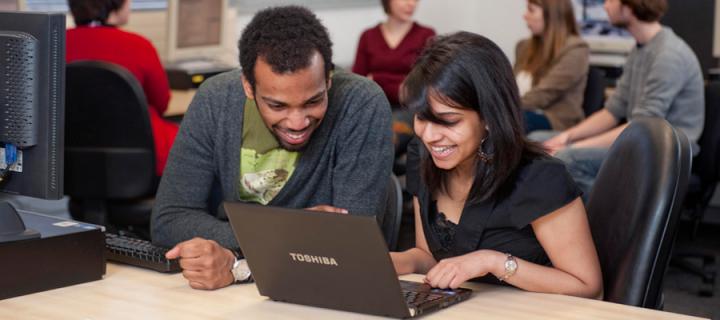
515, 0, 589, 133
66, 0, 178, 176
391, 32, 602, 298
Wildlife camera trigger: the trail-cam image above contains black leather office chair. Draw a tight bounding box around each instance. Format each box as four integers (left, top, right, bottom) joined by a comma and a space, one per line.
379, 174, 403, 251
671, 82, 720, 296
582, 67, 606, 117
586, 117, 692, 309
65, 61, 157, 237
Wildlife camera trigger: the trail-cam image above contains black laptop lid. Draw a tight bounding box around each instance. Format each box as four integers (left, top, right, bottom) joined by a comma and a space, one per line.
224, 202, 411, 318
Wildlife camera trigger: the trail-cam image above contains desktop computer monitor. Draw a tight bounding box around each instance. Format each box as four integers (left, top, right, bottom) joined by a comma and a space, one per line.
572, 0, 635, 67
166, 0, 229, 63
0, 11, 65, 241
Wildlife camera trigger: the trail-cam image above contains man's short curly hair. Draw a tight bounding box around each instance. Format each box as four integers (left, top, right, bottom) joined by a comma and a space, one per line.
239, 6, 334, 89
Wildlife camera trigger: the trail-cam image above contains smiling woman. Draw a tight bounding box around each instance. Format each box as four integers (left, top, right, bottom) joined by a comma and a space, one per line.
391, 32, 603, 299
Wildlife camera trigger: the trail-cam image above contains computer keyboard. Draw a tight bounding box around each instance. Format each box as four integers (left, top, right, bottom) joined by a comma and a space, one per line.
105, 233, 181, 273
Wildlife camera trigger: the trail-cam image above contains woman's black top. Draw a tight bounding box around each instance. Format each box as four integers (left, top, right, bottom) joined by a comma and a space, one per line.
406, 139, 582, 283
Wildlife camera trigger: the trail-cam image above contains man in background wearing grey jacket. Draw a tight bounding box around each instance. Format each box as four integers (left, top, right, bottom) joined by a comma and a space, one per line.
151, 6, 393, 290
543, 0, 704, 196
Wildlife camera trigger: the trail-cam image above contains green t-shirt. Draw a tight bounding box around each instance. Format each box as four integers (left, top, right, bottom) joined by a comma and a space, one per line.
238, 99, 299, 204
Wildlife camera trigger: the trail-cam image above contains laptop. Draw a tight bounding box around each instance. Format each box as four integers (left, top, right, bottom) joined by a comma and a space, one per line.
224, 202, 472, 318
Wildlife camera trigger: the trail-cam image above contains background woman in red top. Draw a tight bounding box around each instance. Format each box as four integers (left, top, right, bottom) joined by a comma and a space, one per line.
353, 0, 435, 107
66, 0, 179, 176
353, 0, 435, 158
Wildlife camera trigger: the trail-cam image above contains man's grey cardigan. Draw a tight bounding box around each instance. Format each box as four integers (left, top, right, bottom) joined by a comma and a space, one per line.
151, 69, 394, 249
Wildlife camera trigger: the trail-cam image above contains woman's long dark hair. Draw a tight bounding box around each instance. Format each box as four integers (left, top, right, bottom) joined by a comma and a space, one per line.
402, 31, 546, 203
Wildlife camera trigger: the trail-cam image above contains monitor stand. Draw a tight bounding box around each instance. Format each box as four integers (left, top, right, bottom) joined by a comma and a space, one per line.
0, 201, 40, 242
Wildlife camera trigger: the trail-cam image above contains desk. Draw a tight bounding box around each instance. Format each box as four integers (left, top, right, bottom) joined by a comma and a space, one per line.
166, 89, 196, 117
0, 263, 704, 320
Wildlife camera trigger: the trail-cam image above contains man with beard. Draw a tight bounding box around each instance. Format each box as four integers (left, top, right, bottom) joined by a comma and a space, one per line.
151, 6, 393, 290
541, 0, 704, 196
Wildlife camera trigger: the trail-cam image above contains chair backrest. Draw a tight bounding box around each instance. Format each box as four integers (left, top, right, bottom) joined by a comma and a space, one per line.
694, 82, 720, 186
379, 174, 403, 251
586, 117, 692, 309
582, 67, 606, 117
64, 60, 156, 199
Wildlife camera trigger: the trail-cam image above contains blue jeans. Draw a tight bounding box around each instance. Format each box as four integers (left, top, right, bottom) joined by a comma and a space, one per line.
527, 130, 559, 142
554, 147, 609, 201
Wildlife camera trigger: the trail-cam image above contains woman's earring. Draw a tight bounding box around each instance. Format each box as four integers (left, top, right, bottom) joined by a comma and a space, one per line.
477, 135, 493, 163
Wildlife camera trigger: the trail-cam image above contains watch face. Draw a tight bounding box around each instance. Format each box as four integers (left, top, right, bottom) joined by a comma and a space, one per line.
233, 259, 253, 282
505, 258, 518, 272
235, 269, 251, 280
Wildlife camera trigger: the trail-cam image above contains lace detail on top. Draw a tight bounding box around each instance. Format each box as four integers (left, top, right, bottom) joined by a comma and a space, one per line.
429, 201, 458, 254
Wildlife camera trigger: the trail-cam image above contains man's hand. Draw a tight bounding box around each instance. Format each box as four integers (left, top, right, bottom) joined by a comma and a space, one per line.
543, 131, 572, 155
306, 205, 348, 214
165, 238, 236, 290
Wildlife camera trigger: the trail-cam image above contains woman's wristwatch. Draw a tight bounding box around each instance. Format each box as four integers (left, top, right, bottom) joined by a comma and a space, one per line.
497, 253, 518, 282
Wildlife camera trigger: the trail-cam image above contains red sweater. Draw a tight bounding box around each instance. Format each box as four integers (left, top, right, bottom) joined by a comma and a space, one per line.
352, 22, 435, 105
66, 26, 178, 176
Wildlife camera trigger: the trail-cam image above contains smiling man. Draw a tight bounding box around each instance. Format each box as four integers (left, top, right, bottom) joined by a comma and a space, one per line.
151, 6, 393, 290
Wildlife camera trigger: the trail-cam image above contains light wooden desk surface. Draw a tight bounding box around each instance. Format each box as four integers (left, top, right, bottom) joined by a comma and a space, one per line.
166, 89, 196, 117
0, 263, 704, 320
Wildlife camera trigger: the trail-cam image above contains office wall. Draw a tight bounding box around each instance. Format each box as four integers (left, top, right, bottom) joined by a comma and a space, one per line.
121, 11, 169, 60
116, 1, 528, 68
306, 0, 529, 68
231, 6, 387, 69
414, 0, 528, 64
662, 0, 718, 77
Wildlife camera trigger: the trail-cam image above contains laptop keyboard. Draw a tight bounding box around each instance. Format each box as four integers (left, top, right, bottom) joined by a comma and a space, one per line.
400, 280, 455, 307
403, 290, 445, 306
105, 233, 181, 273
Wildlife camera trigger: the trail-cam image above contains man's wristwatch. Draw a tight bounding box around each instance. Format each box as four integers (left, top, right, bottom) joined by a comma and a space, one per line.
231, 258, 253, 284
497, 253, 518, 282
